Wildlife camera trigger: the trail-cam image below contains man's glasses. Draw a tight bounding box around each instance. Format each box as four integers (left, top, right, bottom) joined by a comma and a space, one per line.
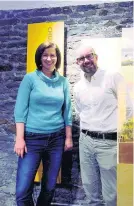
77, 53, 95, 62
42, 55, 57, 60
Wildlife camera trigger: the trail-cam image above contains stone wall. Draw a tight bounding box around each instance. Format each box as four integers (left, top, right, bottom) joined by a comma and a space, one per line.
0, 1, 133, 205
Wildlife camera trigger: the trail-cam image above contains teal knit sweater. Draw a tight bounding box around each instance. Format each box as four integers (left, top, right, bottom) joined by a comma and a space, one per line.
14, 70, 72, 133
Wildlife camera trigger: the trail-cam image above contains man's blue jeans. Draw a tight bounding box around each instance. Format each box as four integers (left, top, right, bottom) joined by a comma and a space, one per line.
16, 128, 65, 206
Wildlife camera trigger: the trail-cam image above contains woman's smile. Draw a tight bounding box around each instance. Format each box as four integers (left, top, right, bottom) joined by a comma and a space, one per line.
41, 47, 57, 72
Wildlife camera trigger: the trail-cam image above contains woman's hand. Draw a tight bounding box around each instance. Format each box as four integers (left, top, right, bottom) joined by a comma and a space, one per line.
14, 123, 27, 158
14, 137, 27, 158
64, 137, 73, 151
64, 126, 73, 151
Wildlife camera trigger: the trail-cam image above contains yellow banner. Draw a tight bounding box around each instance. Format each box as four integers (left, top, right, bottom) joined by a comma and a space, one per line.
26, 21, 64, 183
27, 21, 64, 75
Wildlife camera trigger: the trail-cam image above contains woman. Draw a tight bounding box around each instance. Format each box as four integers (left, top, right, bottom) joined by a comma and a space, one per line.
14, 42, 73, 206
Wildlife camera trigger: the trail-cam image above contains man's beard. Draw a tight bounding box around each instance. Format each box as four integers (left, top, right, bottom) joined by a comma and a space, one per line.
81, 63, 97, 76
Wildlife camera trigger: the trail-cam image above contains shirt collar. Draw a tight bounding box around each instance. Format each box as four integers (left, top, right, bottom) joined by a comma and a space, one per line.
84, 68, 102, 82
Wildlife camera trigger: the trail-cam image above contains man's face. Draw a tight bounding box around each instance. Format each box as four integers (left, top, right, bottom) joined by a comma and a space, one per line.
76, 47, 98, 76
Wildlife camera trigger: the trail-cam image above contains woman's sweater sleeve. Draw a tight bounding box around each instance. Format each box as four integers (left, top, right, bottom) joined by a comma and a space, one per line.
14, 74, 32, 123
63, 78, 72, 126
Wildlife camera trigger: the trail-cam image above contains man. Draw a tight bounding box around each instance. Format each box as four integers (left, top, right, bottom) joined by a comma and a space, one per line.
73, 44, 133, 206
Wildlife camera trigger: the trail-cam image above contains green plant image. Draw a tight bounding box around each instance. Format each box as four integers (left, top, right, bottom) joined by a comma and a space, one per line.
121, 59, 133, 66
119, 118, 134, 142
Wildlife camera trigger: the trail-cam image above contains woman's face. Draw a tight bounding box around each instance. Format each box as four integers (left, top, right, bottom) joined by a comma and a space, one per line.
41, 47, 57, 72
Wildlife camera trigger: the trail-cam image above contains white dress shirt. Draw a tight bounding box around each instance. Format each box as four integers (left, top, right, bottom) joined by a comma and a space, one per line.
73, 69, 133, 133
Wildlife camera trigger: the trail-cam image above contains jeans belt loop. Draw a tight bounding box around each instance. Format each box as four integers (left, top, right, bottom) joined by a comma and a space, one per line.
102, 133, 105, 140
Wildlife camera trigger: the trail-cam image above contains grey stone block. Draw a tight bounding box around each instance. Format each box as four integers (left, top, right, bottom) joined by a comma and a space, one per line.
99, 9, 108, 16
120, 18, 133, 24
0, 18, 20, 26
62, 6, 73, 14
76, 4, 98, 12
49, 7, 63, 15
0, 64, 13, 72
118, 1, 133, 7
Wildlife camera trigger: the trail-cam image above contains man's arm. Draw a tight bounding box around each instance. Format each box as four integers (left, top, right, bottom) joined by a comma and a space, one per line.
112, 72, 133, 120
73, 84, 81, 117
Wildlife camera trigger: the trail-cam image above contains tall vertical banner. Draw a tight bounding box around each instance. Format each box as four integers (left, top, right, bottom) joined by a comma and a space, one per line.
27, 21, 64, 75
27, 21, 64, 183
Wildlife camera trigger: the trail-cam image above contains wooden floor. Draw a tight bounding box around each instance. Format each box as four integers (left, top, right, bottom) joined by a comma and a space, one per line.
117, 164, 133, 206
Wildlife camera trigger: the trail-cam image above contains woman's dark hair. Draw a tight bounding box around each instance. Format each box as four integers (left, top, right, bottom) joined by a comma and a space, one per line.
35, 42, 61, 71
